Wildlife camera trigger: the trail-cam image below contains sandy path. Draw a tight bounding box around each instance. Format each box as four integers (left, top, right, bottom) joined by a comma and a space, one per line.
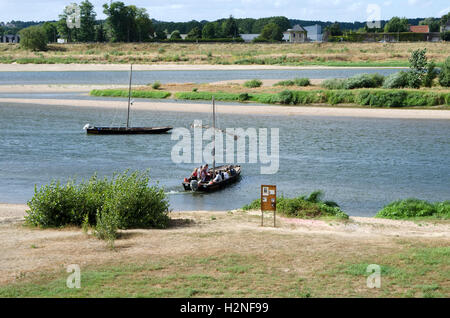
0, 64, 407, 72
0, 204, 448, 285
1, 97, 449, 119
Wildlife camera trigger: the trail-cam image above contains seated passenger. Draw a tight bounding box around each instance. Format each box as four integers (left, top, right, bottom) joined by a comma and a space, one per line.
223, 170, 230, 180
188, 168, 198, 182
213, 172, 222, 183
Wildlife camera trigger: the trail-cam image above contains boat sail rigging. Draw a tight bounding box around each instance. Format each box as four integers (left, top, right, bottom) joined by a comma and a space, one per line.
83, 64, 172, 135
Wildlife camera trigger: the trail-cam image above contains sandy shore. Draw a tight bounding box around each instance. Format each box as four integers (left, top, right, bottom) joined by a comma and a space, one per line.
2, 97, 450, 119
0, 63, 407, 72
1, 203, 448, 288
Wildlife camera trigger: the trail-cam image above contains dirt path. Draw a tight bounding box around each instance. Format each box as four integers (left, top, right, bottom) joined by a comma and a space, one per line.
1, 204, 448, 286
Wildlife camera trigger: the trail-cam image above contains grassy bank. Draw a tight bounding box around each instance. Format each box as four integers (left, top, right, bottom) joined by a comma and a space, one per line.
0, 209, 448, 298
1, 42, 448, 66
91, 87, 450, 107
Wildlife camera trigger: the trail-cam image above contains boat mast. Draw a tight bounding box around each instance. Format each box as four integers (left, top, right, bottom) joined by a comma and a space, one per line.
212, 96, 216, 178
126, 64, 133, 129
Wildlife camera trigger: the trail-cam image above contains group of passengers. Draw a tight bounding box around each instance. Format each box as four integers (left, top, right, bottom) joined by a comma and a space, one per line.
186, 164, 236, 185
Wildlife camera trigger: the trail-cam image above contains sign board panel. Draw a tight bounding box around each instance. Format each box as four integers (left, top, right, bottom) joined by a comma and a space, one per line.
261, 185, 276, 212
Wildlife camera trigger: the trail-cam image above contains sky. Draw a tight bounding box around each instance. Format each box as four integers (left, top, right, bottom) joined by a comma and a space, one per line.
0, 0, 449, 23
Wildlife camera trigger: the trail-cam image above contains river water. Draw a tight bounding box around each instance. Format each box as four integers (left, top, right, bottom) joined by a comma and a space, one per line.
1, 101, 449, 216
0, 68, 404, 85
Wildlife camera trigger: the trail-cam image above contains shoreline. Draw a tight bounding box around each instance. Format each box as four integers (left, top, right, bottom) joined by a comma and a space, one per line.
2, 97, 450, 119
0, 63, 408, 72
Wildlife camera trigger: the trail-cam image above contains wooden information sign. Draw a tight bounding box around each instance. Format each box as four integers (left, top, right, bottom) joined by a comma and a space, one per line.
261, 185, 276, 227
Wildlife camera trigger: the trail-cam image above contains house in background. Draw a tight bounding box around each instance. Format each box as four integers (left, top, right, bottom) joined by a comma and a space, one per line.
1, 35, 20, 43
304, 24, 323, 42
409, 25, 429, 33
285, 24, 307, 43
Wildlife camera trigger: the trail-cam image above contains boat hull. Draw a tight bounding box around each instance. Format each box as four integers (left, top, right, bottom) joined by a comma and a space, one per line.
86, 127, 172, 135
182, 165, 241, 193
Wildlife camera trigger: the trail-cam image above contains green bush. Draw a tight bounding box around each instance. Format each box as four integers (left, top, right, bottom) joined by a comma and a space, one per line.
324, 90, 355, 105
90, 89, 170, 99
423, 62, 438, 88
243, 191, 349, 219
243, 79, 263, 88
94, 209, 119, 249
383, 71, 409, 89
321, 78, 347, 90
277, 90, 294, 104
294, 78, 311, 86
152, 81, 161, 89
25, 170, 170, 230
376, 199, 450, 219
238, 93, 250, 102
357, 90, 407, 107
19, 26, 48, 51
344, 73, 384, 89
439, 57, 450, 87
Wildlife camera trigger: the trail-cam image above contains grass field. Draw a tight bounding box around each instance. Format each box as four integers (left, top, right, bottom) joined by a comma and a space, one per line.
0, 42, 448, 66
1, 207, 449, 298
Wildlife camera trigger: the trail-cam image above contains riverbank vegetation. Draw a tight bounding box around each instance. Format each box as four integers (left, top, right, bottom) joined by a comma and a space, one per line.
376, 199, 450, 220
0, 42, 449, 66
242, 191, 349, 220
25, 170, 170, 248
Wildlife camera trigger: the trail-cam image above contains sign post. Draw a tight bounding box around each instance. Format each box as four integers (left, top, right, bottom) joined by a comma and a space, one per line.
261, 185, 277, 227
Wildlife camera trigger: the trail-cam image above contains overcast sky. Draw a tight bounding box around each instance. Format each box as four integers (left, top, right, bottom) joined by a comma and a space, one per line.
0, 0, 449, 23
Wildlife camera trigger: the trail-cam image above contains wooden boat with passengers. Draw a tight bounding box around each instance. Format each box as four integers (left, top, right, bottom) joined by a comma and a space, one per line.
182, 165, 241, 192
182, 97, 242, 193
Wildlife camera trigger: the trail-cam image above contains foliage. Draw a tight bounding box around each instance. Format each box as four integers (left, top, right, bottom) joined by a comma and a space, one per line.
94, 208, 119, 248
19, 26, 48, 51
344, 73, 385, 89
423, 62, 438, 87
90, 89, 170, 99
439, 57, 450, 87
25, 170, 171, 231
321, 78, 347, 90
408, 48, 428, 88
169, 30, 182, 40
275, 78, 310, 87
186, 27, 202, 40
255, 22, 283, 42
151, 81, 161, 89
384, 17, 409, 32
382, 71, 409, 88
77, 0, 97, 42
243, 79, 263, 88
41, 22, 58, 43
442, 31, 450, 42
242, 191, 349, 219
222, 15, 239, 38
376, 199, 450, 219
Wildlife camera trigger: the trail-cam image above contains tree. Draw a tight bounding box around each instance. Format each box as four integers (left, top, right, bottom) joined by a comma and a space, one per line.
202, 23, 216, 39
325, 22, 343, 36
439, 57, 450, 87
103, 1, 134, 42
384, 17, 408, 33
19, 26, 48, 51
77, 0, 97, 42
441, 12, 450, 27
407, 48, 428, 88
222, 15, 239, 38
186, 26, 202, 40
42, 22, 58, 43
257, 22, 283, 41
154, 30, 167, 41
57, 5, 79, 42
419, 18, 440, 32
135, 7, 154, 42
169, 30, 181, 40
94, 23, 106, 42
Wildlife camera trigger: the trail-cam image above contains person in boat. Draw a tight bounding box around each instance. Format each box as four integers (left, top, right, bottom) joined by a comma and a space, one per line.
223, 170, 230, 180
188, 167, 199, 182
200, 164, 209, 183
211, 171, 222, 184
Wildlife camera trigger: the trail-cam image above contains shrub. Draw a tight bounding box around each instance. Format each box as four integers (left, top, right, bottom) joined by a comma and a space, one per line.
274, 80, 295, 87
439, 57, 450, 87
357, 90, 407, 107
277, 90, 294, 104
94, 209, 119, 249
242, 191, 349, 219
423, 62, 438, 88
344, 73, 385, 89
321, 78, 347, 90
324, 90, 355, 105
25, 181, 79, 227
243, 79, 263, 88
25, 170, 170, 230
19, 26, 48, 51
90, 89, 170, 99
383, 71, 409, 88
376, 199, 450, 219
152, 81, 161, 89
238, 93, 250, 102
294, 78, 311, 86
